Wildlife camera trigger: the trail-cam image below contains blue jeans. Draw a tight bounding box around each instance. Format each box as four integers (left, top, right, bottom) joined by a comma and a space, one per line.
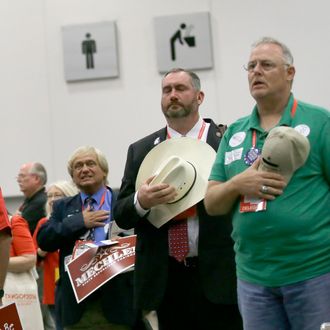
237, 272, 330, 330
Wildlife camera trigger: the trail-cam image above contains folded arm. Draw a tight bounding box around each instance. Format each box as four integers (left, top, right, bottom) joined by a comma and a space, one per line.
8, 254, 36, 273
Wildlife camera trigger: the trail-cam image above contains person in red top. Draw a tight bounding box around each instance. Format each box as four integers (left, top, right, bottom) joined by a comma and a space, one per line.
8, 214, 36, 267
4, 212, 43, 330
0, 187, 11, 306
33, 180, 78, 330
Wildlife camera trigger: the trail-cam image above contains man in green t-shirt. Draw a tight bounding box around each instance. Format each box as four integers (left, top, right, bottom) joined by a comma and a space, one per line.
205, 37, 330, 330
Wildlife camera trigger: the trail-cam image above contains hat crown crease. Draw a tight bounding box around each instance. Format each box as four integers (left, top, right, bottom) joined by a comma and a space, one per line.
150, 156, 197, 204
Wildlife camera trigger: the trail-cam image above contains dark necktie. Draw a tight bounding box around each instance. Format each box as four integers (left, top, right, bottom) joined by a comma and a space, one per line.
85, 197, 96, 240
85, 196, 95, 210
85, 196, 109, 242
168, 219, 189, 262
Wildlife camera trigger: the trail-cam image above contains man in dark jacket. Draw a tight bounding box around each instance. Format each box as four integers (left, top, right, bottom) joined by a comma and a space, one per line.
114, 68, 242, 330
37, 146, 143, 330
16, 162, 47, 235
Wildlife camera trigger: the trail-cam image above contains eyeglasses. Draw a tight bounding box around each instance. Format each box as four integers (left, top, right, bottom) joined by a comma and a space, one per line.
16, 173, 34, 181
73, 160, 98, 171
244, 60, 290, 72
47, 193, 64, 200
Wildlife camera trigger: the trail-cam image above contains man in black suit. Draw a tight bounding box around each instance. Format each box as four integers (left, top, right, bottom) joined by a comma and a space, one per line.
37, 146, 142, 330
114, 68, 242, 330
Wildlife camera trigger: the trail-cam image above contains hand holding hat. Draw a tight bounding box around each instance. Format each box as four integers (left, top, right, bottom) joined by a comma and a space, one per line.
259, 126, 310, 184
149, 156, 197, 204
136, 137, 216, 228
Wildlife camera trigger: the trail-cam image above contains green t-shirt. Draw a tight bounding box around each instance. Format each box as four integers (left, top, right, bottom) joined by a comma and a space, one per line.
209, 95, 330, 286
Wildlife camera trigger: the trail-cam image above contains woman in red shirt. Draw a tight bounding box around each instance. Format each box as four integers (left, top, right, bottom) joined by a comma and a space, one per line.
4, 212, 43, 330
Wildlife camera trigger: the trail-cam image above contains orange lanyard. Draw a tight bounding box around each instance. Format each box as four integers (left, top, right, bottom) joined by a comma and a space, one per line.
252, 99, 298, 147
82, 188, 107, 211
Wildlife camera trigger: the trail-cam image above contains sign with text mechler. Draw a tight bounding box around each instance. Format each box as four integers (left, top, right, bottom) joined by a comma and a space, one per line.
67, 235, 136, 303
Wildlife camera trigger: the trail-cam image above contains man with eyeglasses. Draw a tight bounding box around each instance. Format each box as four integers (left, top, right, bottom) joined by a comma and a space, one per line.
205, 37, 330, 329
16, 162, 47, 235
16, 162, 51, 329
37, 146, 144, 330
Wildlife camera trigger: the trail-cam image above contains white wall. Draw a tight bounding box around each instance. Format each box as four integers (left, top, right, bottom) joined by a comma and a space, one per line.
1, 0, 330, 199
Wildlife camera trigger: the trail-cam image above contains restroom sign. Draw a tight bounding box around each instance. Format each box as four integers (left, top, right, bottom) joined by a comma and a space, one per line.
62, 21, 119, 82
154, 12, 213, 72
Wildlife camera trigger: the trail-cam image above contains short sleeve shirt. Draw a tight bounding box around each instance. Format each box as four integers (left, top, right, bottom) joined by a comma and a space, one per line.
209, 94, 330, 286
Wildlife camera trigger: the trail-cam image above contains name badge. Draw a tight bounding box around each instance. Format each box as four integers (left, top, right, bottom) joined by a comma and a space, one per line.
239, 195, 267, 213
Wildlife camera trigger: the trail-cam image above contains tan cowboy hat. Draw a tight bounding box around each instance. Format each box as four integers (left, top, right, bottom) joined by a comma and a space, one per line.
136, 137, 216, 228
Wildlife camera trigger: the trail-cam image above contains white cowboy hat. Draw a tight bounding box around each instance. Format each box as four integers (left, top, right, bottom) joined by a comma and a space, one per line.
136, 137, 216, 228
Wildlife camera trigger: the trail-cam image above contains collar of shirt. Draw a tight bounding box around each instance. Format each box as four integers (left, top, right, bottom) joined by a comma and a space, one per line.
80, 186, 106, 207
249, 93, 295, 133
166, 117, 210, 142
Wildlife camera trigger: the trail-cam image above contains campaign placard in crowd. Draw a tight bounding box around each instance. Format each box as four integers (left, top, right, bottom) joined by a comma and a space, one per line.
67, 235, 136, 303
0, 303, 23, 330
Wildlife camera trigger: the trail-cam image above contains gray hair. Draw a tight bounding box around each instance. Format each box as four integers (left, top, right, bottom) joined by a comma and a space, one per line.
252, 37, 294, 65
67, 146, 109, 184
163, 68, 201, 91
49, 180, 78, 197
46, 180, 78, 217
30, 162, 47, 185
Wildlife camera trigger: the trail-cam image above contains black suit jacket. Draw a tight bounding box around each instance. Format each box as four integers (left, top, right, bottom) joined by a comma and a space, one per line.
114, 119, 237, 311
37, 188, 137, 327
21, 187, 47, 234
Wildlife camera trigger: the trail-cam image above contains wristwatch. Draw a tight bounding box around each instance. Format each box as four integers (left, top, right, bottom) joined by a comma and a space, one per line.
0, 289, 4, 299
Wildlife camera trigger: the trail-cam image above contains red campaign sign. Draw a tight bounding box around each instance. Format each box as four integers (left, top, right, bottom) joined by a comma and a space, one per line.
0, 303, 23, 330
67, 235, 136, 303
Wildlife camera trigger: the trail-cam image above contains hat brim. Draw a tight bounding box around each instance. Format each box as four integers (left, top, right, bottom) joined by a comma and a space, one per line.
258, 159, 292, 183
136, 137, 216, 228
